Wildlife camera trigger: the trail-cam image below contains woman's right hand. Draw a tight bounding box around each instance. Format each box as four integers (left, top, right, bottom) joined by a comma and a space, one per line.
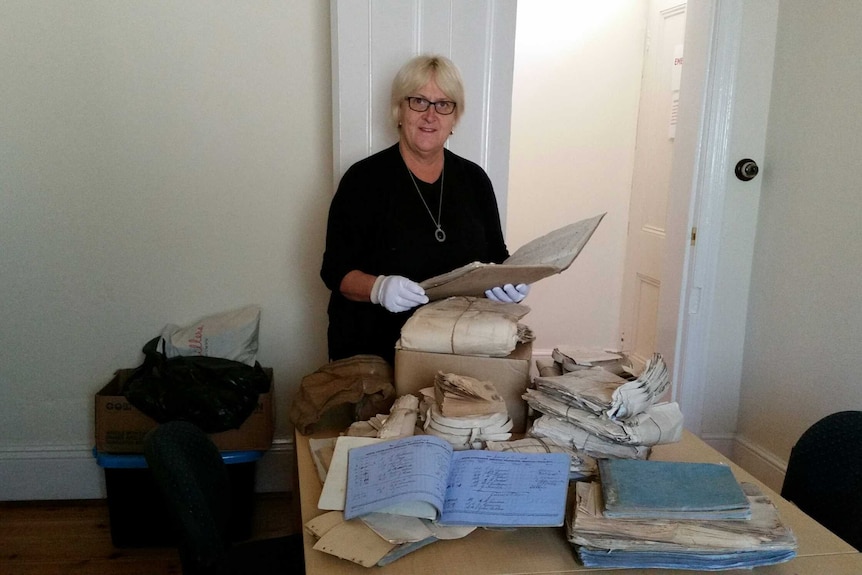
371, 275, 429, 313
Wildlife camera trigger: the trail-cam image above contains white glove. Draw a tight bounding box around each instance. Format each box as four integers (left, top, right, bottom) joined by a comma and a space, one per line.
485, 283, 530, 304
371, 275, 429, 313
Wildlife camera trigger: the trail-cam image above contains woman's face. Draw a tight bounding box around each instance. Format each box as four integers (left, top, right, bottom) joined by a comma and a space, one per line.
399, 77, 457, 160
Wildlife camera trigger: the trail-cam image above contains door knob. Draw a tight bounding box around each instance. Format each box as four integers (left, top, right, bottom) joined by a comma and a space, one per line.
734, 158, 759, 181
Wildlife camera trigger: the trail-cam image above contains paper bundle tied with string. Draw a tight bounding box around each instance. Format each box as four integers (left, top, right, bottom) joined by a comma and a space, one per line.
523, 353, 682, 459
398, 296, 533, 357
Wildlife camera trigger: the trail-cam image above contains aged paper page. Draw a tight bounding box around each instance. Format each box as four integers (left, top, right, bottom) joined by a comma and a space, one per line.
420, 213, 605, 301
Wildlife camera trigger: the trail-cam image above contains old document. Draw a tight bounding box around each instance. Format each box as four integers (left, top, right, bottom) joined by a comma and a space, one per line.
420, 213, 605, 300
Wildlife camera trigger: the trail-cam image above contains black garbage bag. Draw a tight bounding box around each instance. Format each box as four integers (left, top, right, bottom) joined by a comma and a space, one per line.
124, 336, 271, 433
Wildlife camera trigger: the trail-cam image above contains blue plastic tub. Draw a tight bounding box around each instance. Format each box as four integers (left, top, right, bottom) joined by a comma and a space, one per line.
94, 448, 263, 547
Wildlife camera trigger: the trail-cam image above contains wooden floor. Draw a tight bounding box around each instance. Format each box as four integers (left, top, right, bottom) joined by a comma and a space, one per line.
0, 492, 301, 575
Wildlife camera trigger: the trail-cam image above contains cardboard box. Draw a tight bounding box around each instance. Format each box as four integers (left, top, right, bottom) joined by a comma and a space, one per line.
394, 342, 532, 433
94, 449, 260, 547
95, 368, 274, 454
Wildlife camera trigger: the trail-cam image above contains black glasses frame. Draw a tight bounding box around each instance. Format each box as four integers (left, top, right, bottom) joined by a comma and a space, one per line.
404, 96, 457, 115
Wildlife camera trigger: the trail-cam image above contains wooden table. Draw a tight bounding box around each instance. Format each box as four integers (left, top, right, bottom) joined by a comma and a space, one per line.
296, 429, 862, 574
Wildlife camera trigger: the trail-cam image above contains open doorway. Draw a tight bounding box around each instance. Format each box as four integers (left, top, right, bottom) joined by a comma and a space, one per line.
619, 0, 687, 372
508, 1, 686, 370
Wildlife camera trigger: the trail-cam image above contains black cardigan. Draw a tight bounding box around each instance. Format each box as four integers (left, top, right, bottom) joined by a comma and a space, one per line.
320, 143, 509, 363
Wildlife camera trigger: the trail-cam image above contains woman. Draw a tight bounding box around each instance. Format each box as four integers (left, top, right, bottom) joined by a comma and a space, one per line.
321, 54, 529, 364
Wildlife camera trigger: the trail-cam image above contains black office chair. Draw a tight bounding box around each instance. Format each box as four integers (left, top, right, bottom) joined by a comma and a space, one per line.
780, 410, 862, 551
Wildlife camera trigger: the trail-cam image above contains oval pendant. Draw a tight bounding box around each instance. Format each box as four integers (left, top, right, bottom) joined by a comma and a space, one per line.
435, 228, 446, 243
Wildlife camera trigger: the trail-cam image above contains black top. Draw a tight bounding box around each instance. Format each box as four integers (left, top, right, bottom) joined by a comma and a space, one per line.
320, 143, 509, 363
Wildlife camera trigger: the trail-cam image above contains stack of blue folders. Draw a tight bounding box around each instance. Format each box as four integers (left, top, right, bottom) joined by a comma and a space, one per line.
567, 459, 797, 570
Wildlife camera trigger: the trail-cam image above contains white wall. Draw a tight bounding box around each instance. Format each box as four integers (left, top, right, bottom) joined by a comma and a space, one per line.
0, 0, 646, 501
735, 0, 862, 481
0, 1, 332, 498
508, 1, 646, 353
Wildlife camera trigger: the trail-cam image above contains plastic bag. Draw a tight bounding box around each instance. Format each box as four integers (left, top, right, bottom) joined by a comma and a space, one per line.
160, 304, 261, 366
124, 336, 271, 433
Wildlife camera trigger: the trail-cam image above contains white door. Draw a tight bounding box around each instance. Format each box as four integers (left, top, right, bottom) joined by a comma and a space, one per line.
619, 0, 687, 372
660, 0, 779, 436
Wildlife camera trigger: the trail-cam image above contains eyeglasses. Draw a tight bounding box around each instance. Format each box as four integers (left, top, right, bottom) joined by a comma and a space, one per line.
405, 96, 457, 115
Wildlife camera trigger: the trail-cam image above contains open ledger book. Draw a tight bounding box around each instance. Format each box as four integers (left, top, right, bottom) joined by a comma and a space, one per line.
343, 434, 570, 527
420, 212, 605, 301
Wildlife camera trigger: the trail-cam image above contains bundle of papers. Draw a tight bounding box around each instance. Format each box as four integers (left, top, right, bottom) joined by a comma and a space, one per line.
341, 394, 422, 439
607, 352, 671, 420
523, 389, 683, 446
535, 356, 563, 377
533, 353, 673, 422
412, 382, 512, 449
485, 436, 597, 480
551, 346, 635, 379
398, 296, 532, 357
377, 394, 420, 439
568, 479, 797, 570
523, 353, 682, 459
424, 404, 513, 449
306, 509, 473, 567
532, 367, 628, 414
529, 414, 650, 459
434, 372, 507, 417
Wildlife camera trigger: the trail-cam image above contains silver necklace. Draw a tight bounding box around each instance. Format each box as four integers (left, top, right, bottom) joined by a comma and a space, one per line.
406, 162, 446, 242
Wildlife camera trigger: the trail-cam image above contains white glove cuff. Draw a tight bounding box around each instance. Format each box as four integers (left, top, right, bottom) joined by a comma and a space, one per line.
369, 275, 386, 304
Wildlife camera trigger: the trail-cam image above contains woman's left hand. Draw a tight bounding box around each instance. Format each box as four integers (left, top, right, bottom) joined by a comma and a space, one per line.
485, 283, 530, 303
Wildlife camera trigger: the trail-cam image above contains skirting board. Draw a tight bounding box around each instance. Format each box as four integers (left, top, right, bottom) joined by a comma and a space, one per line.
0, 438, 297, 501
666, 432, 787, 495
730, 434, 788, 494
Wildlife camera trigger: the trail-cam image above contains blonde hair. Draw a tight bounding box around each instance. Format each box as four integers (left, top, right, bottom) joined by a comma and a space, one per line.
390, 54, 465, 127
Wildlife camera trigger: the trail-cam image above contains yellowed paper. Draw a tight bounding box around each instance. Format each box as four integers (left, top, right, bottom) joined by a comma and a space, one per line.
420, 213, 605, 300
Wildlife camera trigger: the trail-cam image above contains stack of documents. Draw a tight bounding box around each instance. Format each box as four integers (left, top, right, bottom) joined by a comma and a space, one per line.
551, 346, 635, 379
341, 394, 421, 439
411, 374, 513, 449
423, 403, 513, 449
434, 372, 508, 417
523, 354, 683, 459
567, 460, 797, 570
529, 414, 650, 460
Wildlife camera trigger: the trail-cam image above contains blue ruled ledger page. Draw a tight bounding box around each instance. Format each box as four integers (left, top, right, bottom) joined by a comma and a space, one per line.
440, 449, 569, 527
344, 434, 570, 527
